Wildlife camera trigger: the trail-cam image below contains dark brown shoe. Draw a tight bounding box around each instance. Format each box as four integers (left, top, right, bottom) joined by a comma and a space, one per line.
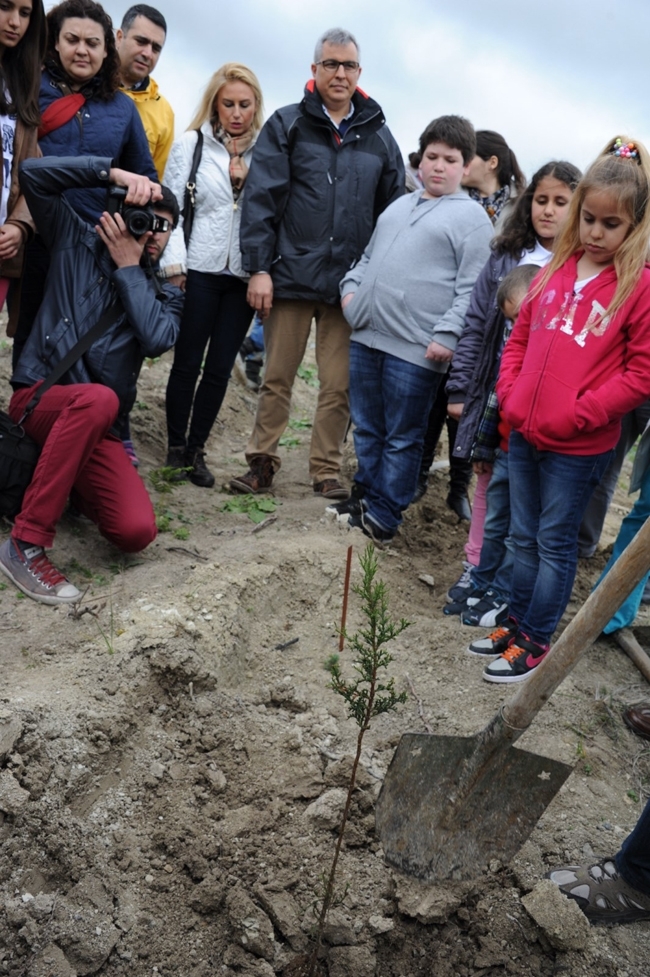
313, 479, 348, 500
623, 704, 650, 740
230, 455, 274, 494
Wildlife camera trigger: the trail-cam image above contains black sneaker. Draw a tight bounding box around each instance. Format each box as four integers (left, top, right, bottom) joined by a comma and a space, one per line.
348, 511, 394, 548
325, 482, 366, 524
461, 589, 509, 628
447, 561, 476, 602
467, 621, 518, 657
186, 449, 215, 488
443, 590, 484, 617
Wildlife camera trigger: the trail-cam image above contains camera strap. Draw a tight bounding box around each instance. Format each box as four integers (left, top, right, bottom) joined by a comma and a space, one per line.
20, 299, 124, 422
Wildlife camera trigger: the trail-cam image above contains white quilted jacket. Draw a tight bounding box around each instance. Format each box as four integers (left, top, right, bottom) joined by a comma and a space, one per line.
161, 119, 256, 279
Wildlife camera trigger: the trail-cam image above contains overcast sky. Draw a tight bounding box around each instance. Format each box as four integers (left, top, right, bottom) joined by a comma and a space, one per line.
92, 0, 649, 181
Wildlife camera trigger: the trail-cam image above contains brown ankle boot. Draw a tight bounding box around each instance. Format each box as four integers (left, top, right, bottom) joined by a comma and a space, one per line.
229, 455, 274, 494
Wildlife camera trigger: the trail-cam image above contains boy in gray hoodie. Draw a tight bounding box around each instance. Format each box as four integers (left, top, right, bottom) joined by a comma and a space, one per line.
334, 115, 493, 544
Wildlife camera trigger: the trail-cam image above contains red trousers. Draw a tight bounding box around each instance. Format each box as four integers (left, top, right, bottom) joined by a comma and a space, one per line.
9, 383, 157, 552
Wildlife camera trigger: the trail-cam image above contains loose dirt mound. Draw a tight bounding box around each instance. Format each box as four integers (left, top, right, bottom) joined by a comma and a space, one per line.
1, 337, 649, 976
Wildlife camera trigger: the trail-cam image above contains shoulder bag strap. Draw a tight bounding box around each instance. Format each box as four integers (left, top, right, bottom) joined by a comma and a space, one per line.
183, 129, 204, 247
20, 298, 124, 421
38, 93, 86, 140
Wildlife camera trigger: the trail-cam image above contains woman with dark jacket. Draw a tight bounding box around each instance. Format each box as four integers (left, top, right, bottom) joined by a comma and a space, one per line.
11, 0, 157, 370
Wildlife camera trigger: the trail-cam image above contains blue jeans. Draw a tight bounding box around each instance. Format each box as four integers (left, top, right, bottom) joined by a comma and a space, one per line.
471, 449, 513, 600
349, 343, 443, 533
617, 794, 650, 895
166, 271, 252, 451
600, 462, 650, 634
508, 431, 612, 645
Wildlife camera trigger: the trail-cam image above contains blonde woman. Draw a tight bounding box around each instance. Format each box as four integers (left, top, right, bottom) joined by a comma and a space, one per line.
162, 63, 264, 486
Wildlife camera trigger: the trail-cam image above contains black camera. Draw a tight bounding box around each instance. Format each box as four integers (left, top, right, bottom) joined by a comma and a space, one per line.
106, 186, 170, 237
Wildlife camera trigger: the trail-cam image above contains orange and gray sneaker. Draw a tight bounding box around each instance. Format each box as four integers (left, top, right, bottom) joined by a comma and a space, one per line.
483, 631, 550, 683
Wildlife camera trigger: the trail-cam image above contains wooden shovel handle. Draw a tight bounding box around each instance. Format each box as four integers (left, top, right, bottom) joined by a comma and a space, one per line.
503, 516, 650, 733
613, 628, 650, 684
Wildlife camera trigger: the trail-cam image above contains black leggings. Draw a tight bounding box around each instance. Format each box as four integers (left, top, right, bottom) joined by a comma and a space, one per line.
165, 270, 252, 451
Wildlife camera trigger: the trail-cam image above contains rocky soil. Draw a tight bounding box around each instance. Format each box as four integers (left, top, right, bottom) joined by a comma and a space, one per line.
1, 333, 649, 977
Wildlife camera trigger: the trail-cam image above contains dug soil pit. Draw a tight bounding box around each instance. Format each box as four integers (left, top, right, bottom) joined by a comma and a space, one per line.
1, 334, 649, 977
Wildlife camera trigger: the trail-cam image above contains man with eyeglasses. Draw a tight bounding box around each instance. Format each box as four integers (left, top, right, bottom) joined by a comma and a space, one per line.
231, 27, 404, 500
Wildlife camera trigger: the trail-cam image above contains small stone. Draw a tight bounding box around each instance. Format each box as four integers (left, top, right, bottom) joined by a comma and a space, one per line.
418, 573, 435, 588
395, 879, 462, 924
303, 789, 346, 830
163, 864, 173, 874
367, 914, 394, 935
522, 879, 591, 950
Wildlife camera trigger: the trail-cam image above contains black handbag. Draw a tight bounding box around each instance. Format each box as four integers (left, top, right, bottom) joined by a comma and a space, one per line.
0, 299, 124, 519
182, 129, 204, 248
0, 412, 40, 518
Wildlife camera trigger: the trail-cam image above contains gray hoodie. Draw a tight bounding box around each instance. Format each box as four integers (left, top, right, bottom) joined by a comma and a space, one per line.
340, 190, 492, 373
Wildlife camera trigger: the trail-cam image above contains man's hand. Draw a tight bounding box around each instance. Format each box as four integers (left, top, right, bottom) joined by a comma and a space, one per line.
109, 168, 161, 205
446, 401, 464, 421
247, 272, 273, 318
341, 292, 355, 310
0, 223, 24, 261
96, 211, 148, 268
425, 340, 453, 363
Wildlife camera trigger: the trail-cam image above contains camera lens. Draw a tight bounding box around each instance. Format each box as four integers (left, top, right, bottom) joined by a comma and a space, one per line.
126, 209, 152, 237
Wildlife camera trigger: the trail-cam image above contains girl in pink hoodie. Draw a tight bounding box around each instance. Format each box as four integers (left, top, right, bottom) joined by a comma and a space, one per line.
477, 135, 650, 684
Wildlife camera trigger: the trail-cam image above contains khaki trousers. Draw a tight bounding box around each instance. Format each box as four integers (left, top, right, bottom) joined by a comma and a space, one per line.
245, 299, 351, 481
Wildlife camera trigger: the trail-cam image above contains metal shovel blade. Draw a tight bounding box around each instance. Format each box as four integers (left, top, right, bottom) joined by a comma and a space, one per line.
375, 732, 572, 880
376, 517, 650, 882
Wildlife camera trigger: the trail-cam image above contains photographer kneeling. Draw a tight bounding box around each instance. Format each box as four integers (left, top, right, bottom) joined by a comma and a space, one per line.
0, 156, 183, 605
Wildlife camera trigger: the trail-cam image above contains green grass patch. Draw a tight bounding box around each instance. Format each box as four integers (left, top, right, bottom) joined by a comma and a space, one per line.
221, 495, 278, 524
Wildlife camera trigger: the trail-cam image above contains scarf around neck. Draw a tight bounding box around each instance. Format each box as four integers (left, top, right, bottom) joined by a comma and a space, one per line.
213, 122, 255, 199
469, 184, 511, 225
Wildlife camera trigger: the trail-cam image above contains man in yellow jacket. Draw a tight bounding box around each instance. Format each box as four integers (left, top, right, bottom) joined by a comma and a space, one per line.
116, 4, 175, 180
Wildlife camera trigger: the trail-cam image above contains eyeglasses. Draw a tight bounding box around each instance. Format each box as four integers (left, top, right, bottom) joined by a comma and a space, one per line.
316, 59, 360, 73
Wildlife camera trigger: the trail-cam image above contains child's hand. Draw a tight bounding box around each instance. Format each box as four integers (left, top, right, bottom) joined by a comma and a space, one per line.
341, 292, 355, 310
447, 402, 464, 421
425, 340, 453, 363
472, 461, 493, 475
0, 223, 23, 260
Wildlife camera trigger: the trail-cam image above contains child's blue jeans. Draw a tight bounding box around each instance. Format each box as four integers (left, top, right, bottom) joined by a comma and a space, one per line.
349, 342, 443, 533
507, 431, 612, 645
